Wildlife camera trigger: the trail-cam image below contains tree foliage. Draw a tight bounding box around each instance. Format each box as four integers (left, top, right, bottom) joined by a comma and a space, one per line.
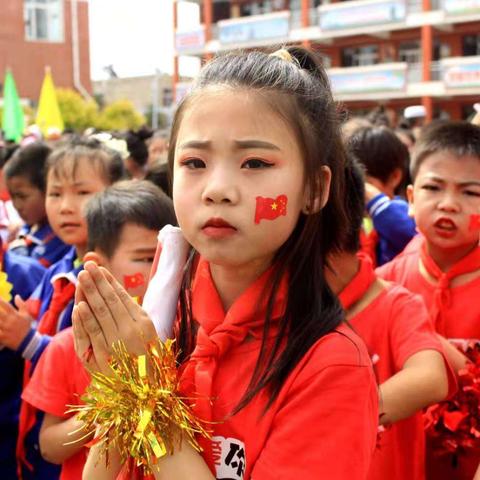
57, 88, 98, 132
95, 100, 146, 131
56, 89, 146, 132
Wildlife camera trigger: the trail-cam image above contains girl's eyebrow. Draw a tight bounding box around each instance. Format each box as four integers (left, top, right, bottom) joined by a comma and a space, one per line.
179, 139, 281, 151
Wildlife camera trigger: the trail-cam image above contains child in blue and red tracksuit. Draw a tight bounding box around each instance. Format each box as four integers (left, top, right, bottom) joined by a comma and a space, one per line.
5, 142, 70, 267
0, 239, 46, 479
0, 137, 125, 480
347, 125, 417, 266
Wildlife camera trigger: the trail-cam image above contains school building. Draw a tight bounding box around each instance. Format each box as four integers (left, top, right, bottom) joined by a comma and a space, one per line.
173, 0, 480, 121
0, 0, 91, 101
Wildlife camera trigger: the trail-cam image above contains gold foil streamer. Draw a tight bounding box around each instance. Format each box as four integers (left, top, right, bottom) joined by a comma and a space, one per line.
68, 339, 209, 475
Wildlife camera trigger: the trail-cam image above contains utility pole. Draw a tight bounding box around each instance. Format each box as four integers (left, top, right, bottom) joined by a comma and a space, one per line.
152, 69, 160, 130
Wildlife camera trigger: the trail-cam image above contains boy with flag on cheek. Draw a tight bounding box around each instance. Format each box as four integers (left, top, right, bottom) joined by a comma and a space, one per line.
326, 156, 455, 480
21, 180, 176, 480
377, 121, 480, 480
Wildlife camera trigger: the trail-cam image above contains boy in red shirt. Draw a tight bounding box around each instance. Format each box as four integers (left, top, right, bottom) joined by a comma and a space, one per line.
21, 180, 176, 480
326, 156, 455, 480
377, 121, 480, 479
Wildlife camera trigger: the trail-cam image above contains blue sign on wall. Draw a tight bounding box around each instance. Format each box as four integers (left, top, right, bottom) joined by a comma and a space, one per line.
444, 0, 480, 14
219, 15, 290, 45
329, 68, 406, 94
319, 1, 406, 31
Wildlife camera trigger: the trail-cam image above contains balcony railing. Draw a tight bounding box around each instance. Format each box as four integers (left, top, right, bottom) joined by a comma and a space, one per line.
174, 0, 480, 55
440, 55, 480, 90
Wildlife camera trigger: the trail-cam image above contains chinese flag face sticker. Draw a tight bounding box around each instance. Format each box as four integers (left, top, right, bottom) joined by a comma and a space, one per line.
255, 195, 288, 224
469, 214, 480, 232
123, 272, 146, 289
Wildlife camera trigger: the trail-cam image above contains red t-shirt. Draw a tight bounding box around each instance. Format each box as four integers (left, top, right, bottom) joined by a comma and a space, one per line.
22, 327, 90, 480
348, 282, 454, 480
377, 237, 480, 480
178, 258, 379, 480
377, 238, 480, 339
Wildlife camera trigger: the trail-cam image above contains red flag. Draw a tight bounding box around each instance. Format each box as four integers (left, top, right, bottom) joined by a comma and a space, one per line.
255, 195, 288, 224
469, 214, 480, 232
123, 272, 146, 289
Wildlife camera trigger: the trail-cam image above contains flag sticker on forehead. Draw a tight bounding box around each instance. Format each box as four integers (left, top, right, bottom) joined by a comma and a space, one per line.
254, 195, 288, 224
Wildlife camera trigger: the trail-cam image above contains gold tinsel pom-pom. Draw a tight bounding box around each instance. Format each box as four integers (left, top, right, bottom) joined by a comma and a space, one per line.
0, 271, 13, 302
68, 339, 209, 474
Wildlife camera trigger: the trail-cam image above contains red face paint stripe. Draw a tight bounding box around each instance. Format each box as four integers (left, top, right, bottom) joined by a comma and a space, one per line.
254, 195, 288, 224
469, 214, 480, 232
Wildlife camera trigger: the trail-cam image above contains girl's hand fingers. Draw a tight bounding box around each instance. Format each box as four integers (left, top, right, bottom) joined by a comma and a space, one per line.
83, 262, 132, 328
72, 306, 96, 370
101, 267, 158, 343
77, 268, 120, 342
75, 280, 87, 306
76, 301, 111, 374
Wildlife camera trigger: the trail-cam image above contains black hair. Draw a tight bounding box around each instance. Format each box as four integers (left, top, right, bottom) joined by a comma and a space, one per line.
410, 121, 480, 180
366, 105, 391, 127
86, 180, 176, 257
46, 136, 126, 185
347, 126, 409, 185
5, 142, 51, 192
0, 143, 20, 167
144, 162, 171, 198
343, 156, 366, 253
126, 127, 153, 168
169, 47, 349, 413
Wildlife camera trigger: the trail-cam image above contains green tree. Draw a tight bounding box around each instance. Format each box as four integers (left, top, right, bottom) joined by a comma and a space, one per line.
95, 100, 145, 131
56, 88, 98, 132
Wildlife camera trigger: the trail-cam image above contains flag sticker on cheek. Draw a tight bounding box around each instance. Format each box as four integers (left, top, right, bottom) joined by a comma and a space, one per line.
255, 195, 288, 224
469, 214, 480, 232
123, 272, 146, 290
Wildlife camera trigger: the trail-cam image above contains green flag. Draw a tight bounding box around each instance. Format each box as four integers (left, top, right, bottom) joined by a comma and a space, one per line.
2, 70, 25, 143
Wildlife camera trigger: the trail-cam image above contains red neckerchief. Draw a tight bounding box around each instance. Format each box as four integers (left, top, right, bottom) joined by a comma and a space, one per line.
420, 240, 480, 335
338, 253, 377, 310
359, 229, 379, 269
16, 277, 77, 476
179, 257, 287, 473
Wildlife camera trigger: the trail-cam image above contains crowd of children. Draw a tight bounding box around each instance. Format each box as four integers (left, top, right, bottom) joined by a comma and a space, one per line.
1, 46, 480, 480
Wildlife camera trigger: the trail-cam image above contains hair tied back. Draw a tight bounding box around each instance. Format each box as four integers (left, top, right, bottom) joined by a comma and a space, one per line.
269, 48, 300, 68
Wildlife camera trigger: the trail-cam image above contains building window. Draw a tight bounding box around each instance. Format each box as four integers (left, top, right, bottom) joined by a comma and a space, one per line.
399, 41, 421, 64
162, 87, 174, 108
463, 34, 480, 56
24, 0, 64, 42
341, 45, 379, 67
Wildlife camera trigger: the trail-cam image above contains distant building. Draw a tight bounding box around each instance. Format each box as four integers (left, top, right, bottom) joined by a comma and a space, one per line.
173, 0, 480, 121
0, 0, 91, 102
92, 73, 175, 113
92, 73, 184, 129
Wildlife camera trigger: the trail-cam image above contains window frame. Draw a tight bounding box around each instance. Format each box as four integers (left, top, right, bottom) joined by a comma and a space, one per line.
24, 0, 64, 43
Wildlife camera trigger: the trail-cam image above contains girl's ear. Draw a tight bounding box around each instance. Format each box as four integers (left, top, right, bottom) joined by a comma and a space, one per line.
83, 251, 105, 266
302, 166, 332, 215
406, 184, 415, 217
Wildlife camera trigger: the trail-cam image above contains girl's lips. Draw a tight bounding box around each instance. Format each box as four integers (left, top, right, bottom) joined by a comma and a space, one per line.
202, 226, 237, 238
202, 217, 237, 238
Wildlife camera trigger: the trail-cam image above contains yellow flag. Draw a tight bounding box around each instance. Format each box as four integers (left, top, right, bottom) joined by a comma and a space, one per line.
35, 67, 64, 136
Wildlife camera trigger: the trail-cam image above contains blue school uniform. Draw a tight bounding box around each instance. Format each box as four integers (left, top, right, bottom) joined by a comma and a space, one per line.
366, 193, 417, 266
0, 252, 46, 480
16, 247, 82, 480
9, 223, 70, 268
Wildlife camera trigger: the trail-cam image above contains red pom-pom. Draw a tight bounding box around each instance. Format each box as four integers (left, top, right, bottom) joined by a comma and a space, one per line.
425, 341, 480, 457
